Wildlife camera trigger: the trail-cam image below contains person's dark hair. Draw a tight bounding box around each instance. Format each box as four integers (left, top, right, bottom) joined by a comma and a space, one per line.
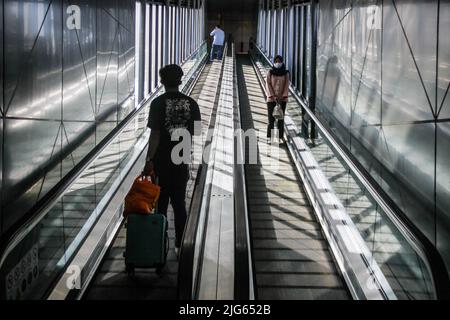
274, 55, 283, 63
216, 24, 221, 28
160, 64, 184, 87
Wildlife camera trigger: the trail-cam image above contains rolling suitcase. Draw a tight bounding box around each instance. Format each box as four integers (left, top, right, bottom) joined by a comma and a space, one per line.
124, 213, 169, 276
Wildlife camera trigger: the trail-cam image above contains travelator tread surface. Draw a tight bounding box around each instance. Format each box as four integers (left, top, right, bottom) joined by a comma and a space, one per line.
236, 55, 350, 300
84, 61, 222, 300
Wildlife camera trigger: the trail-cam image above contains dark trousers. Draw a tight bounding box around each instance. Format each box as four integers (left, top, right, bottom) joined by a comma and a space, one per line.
267, 101, 287, 139
156, 164, 189, 248
210, 44, 224, 61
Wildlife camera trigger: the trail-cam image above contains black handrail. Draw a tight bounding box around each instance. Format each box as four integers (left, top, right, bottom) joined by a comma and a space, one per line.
232, 46, 255, 300
177, 44, 229, 300
176, 163, 206, 299
0, 42, 208, 274
250, 42, 450, 300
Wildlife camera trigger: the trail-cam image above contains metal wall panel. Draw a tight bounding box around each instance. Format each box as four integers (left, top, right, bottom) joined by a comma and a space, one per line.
2, 0, 63, 232
350, 1, 381, 129
61, 121, 96, 177
382, 1, 435, 124
0, 0, 208, 297
118, 0, 135, 34
436, 0, 450, 272
0, 0, 3, 116
317, 2, 352, 148
1, 0, 4, 235
393, 1, 438, 114
101, 0, 117, 22
3, 119, 62, 231
0, 119, 3, 234
120, 0, 135, 119
316, 0, 450, 274
0, 0, 136, 238
96, 2, 119, 144
379, 122, 436, 240
438, 1, 450, 119
437, 123, 450, 272
62, 0, 98, 177
118, 23, 135, 121
5, 1, 63, 120
347, 0, 383, 187
63, 0, 97, 123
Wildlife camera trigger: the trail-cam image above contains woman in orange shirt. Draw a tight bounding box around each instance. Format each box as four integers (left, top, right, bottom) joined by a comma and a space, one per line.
266, 55, 290, 144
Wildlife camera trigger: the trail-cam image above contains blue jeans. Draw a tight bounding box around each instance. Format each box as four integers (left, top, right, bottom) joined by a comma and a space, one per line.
210, 44, 223, 61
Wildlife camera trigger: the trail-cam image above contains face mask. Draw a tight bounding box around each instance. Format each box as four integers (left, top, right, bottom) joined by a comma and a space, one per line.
274, 62, 283, 68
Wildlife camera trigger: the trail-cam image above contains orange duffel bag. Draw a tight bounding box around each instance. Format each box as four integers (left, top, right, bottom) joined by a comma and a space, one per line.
123, 175, 161, 217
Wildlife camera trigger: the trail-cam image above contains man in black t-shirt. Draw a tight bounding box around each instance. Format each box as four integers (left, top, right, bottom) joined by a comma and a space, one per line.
144, 64, 201, 256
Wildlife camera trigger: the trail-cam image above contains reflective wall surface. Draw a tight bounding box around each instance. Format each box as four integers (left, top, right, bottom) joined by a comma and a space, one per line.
316, 0, 450, 272
0, 0, 207, 299
0, 0, 136, 237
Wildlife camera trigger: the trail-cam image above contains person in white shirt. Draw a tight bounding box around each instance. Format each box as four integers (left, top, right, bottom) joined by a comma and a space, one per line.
210, 25, 225, 61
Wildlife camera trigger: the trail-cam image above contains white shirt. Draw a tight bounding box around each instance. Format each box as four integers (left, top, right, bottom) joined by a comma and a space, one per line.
210, 28, 225, 46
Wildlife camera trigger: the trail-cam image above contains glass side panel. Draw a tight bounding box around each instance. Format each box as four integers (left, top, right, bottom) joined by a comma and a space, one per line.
251, 47, 435, 300
0, 39, 207, 300
308, 129, 434, 300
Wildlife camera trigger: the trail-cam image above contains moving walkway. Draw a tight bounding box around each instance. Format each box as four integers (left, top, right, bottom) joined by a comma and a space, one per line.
83, 53, 224, 300
1, 43, 448, 301
237, 55, 349, 299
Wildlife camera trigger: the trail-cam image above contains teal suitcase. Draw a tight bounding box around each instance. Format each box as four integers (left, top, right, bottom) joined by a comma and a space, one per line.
124, 214, 169, 276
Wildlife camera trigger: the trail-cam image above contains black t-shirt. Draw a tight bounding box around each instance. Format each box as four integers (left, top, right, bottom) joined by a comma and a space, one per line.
147, 91, 201, 170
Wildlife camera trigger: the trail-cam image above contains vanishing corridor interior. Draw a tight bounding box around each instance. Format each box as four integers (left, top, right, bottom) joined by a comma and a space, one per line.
0, 0, 449, 300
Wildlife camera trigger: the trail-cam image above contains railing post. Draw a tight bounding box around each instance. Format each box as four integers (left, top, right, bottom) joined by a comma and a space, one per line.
302, 99, 308, 138
309, 0, 319, 141
138, 0, 146, 103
